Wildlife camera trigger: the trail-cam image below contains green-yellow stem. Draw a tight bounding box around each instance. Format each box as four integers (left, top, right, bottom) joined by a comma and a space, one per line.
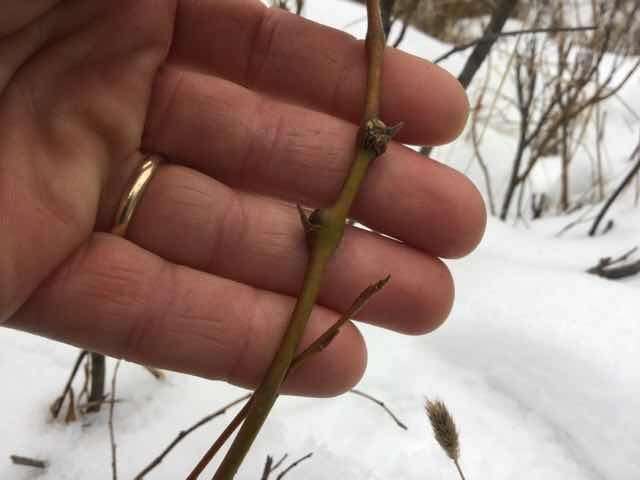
208, 2, 387, 478
186, 275, 389, 480
211, 248, 332, 480
330, 149, 376, 220
212, 146, 377, 480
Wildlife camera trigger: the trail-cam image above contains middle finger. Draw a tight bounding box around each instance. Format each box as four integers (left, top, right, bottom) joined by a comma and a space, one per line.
143, 67, 485, 259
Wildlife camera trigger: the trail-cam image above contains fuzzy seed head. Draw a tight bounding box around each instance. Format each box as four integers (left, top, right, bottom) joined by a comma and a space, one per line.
425, 399, 460, 461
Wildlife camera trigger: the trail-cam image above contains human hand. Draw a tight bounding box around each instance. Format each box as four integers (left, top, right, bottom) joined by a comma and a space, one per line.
1, 0, 485, 396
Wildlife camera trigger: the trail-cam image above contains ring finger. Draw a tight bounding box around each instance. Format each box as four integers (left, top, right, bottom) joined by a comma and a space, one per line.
126, 164, 454, 335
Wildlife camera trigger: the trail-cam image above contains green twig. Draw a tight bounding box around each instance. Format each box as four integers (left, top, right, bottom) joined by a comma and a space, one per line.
202, 2, 396, 479
187, 276, 390, 480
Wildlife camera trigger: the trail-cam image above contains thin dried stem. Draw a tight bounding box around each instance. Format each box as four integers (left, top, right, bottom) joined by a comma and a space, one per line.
50, 349, 88, 419
589, 133, 640, 235
261, 456, 274, 480
454, 459, 467, 480
275, 453, 313, 480
77, 358, 91, 409
187, 400, 252, 480
109, 359, 122, 480
349, 388, 407, 430
435, 25, 597, 64
64, 386, 78, 423
136, 394, 251, 480
272, 454, 288, 471
260, 453, 289, 480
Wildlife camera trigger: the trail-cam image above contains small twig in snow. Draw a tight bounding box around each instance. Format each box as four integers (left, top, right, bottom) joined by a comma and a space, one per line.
135, 394, 251, 479
78, 397, 121, 414
77, 358, 91, 409
271, 454, 288, 472
349, 388, 408, 430
50, 350, 88, 419
587, 246, 640, 279
554, 206, 597, 237
109, 359, 122, 480
261, 456, 274, 480
589, 135, 640, 236
260, 453, 289, 480
276, 453, 313, 480
10, 455, 48, 469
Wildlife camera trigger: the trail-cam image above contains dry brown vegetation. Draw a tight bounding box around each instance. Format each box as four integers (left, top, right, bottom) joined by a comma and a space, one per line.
361, 0, 640, 221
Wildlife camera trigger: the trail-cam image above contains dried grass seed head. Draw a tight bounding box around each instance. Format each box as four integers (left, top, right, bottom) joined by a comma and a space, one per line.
425, 398, 460, 461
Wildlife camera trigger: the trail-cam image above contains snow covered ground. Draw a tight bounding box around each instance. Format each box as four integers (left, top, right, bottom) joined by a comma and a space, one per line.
2, 1, 639, 479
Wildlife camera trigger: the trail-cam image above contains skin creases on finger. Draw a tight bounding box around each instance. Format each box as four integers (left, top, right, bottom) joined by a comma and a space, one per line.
125, 164, 455, 335
0, 0, 60, 36
7, 234, 367, 397
170, 0, 469, 146
144, 67, 486, 259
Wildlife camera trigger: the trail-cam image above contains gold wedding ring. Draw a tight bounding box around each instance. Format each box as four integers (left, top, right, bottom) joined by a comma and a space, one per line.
111, 155, 161, 237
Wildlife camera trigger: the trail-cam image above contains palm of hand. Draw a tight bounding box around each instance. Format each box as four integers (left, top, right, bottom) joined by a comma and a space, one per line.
0, 0, 485, 396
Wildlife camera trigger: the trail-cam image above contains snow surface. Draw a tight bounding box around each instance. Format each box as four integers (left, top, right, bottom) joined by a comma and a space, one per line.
2, 1, 639, 479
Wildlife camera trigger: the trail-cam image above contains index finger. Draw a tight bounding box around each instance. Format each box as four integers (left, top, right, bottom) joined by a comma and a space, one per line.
170, 0, 469, 146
